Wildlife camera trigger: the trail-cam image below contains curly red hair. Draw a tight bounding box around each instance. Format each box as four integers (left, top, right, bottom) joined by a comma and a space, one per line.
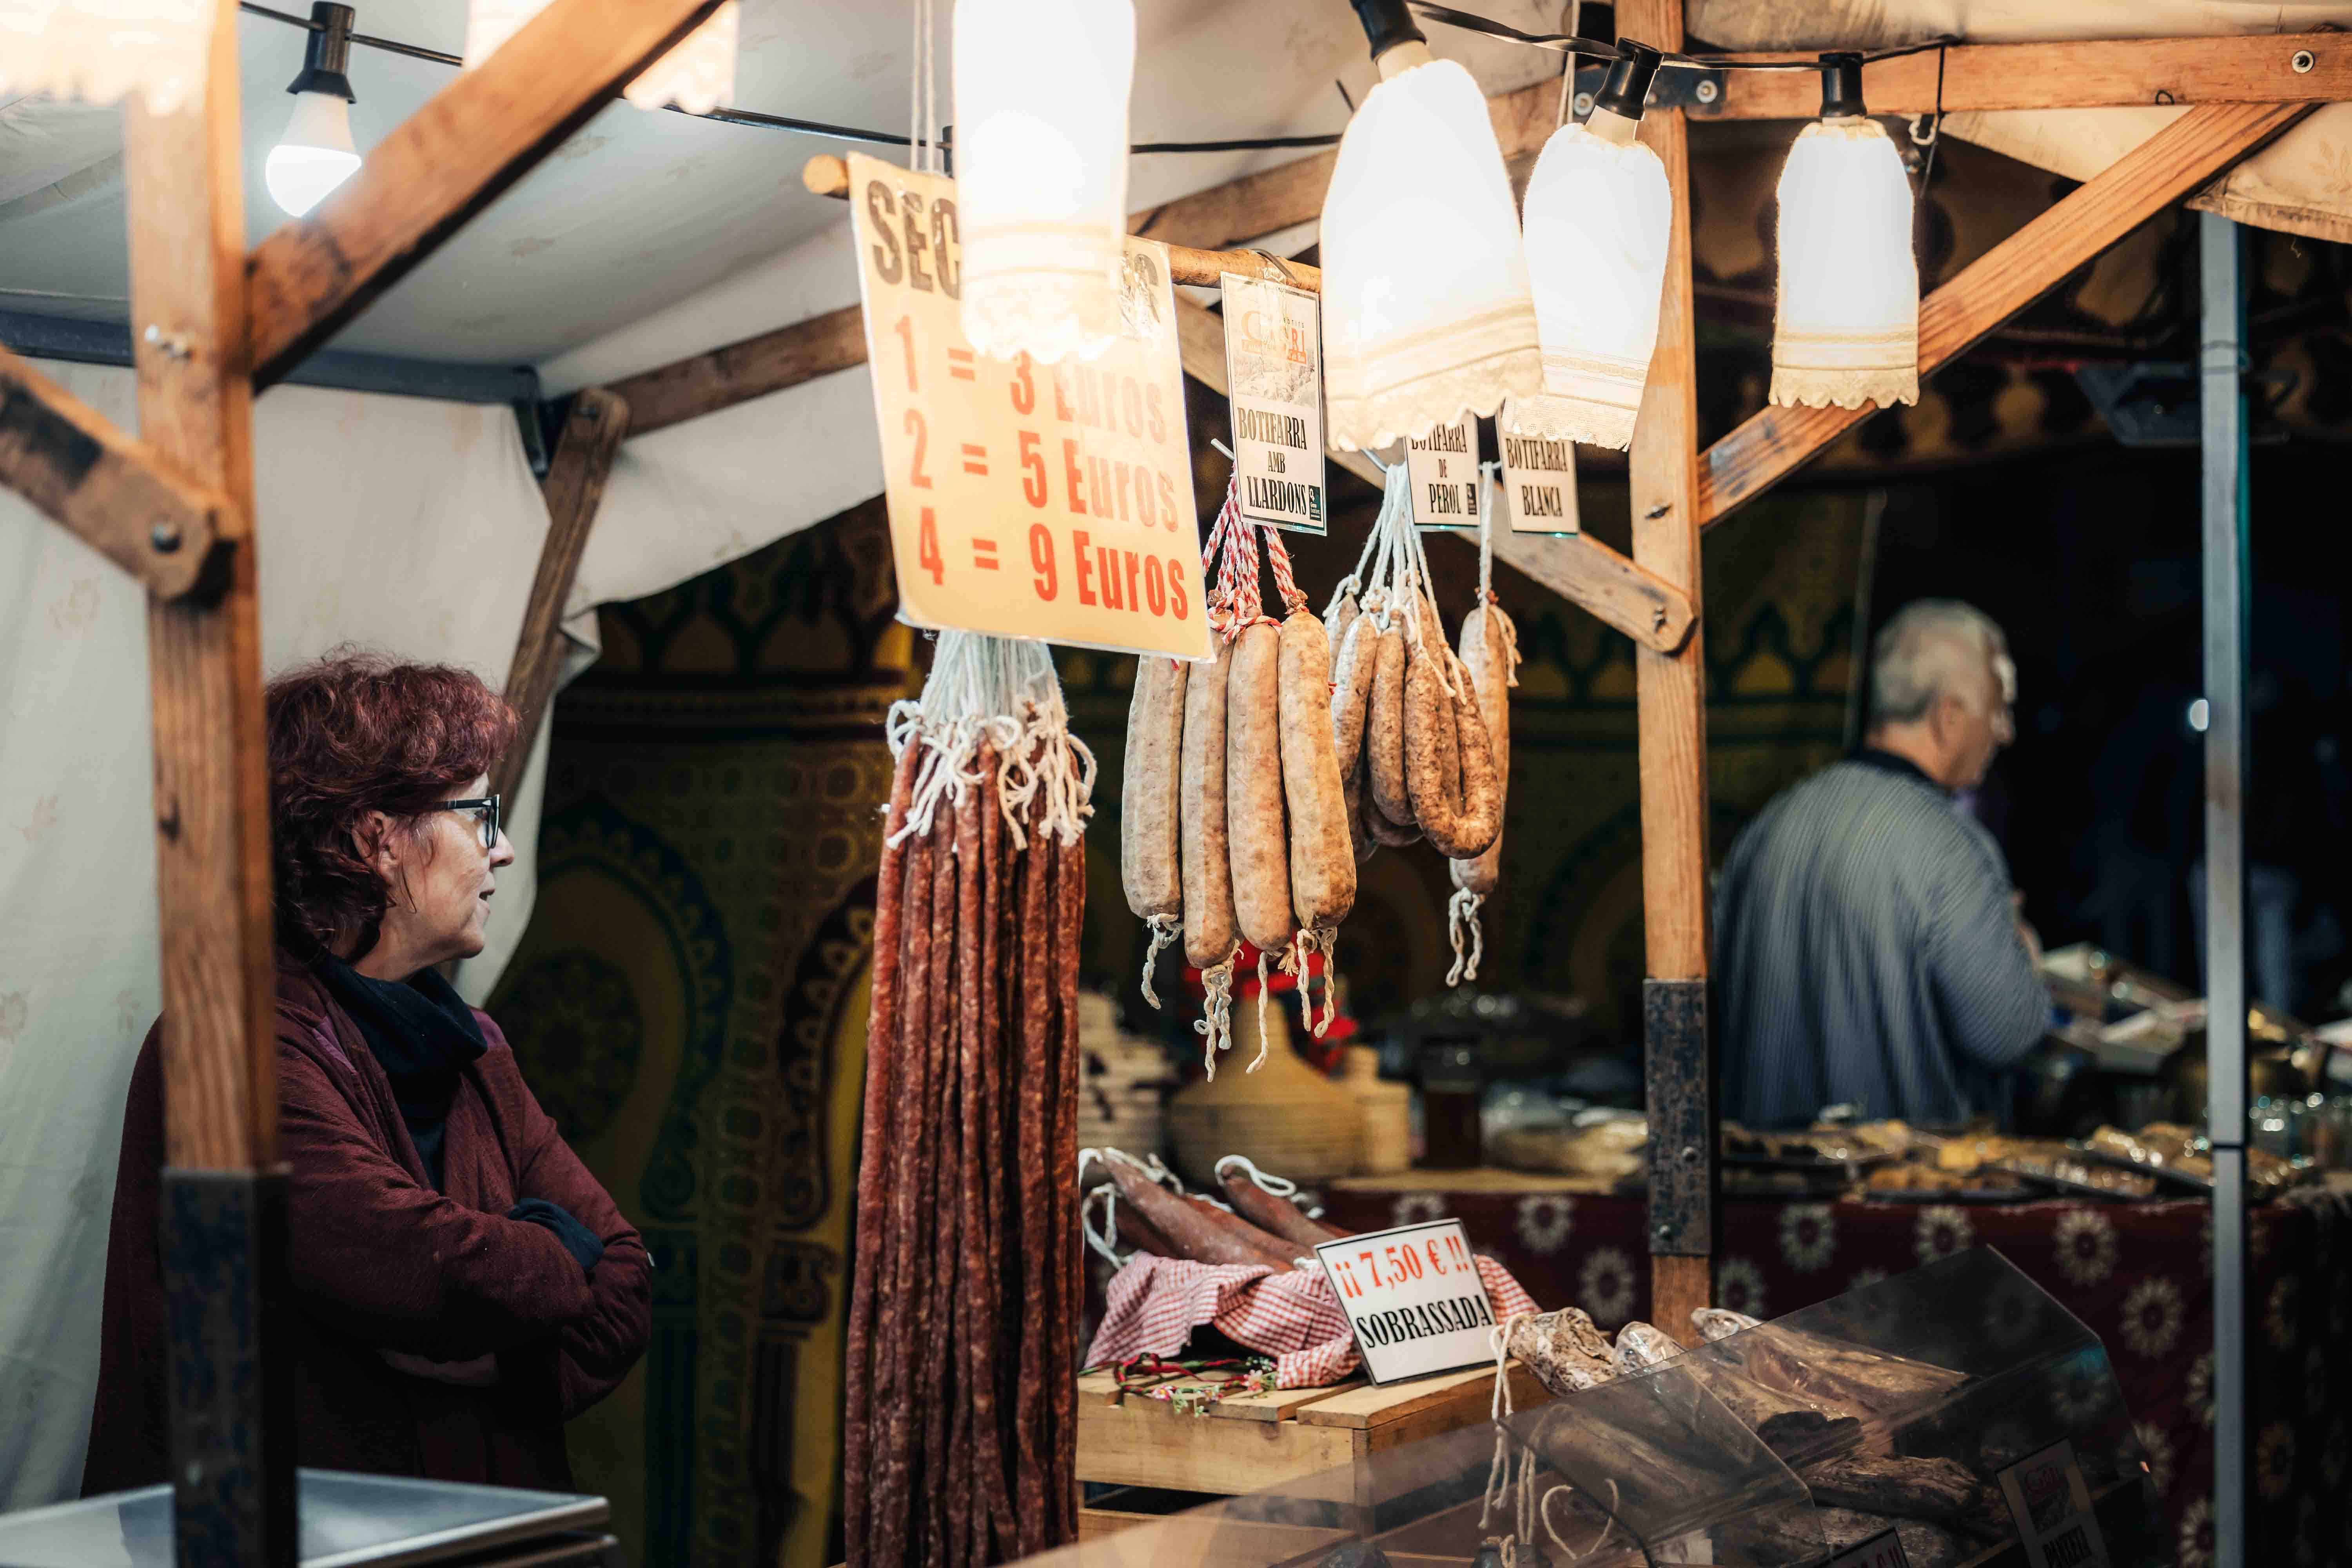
266, 652, 517, 959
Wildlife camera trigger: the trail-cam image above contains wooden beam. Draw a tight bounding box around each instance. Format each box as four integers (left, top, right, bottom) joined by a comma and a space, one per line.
606, 303, 866, 438
0, 344, 232, 598
1691, 32, 2352, 120
494, 388, 630, 805
1621, 0, 1717, 1339
1695, 100, 2314, 528
245, 0, 726, 389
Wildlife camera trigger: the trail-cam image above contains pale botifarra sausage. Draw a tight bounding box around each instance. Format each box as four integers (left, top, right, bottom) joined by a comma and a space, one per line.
1180, 642, 1238, 966
1326, 590, 1359, 672
1416, 592, 1461, 805
1362, 779, 1420, 847
1445, 679, 1503, 858
1450, 603, 1512, 895
1367, 624, 1411, 824
1226, 621, 1296, 952
1121, 655, 1187, 919
1407, 633, 1503, 860
1278, 610, 1357, 929
1329, 611, 1379, 780
1344, 751, 1375, 862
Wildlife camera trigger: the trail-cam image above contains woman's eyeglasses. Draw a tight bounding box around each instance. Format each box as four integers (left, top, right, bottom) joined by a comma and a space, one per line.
435, 795, 501, 850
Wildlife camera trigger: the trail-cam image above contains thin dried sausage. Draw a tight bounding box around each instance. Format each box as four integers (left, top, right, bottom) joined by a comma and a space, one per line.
1219, 1170, 1352, 1248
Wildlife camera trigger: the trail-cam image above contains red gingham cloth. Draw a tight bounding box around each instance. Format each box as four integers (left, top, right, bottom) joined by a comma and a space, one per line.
1085, 1252, 1540, 1388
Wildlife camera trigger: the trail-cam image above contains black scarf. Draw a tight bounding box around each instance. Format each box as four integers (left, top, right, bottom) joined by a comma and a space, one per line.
314, 955, 487, 1191
1849, 746, 1941, 792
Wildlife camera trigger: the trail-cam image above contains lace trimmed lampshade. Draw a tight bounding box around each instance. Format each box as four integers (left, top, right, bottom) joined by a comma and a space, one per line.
1508, 44, 1671, 451
1320, 51, 1542, 452
951, 0, 1136, 364
0, 0, 216, 113
465, 0, 738, 114
1770, 54, 1920, 410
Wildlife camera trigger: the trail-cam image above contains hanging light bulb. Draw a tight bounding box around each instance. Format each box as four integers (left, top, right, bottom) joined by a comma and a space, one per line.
952, 0, 1136, 364
265, 2, 362, 219
1770, 53, 1920, 409
465, 0, 737, 115
0, 0, 213, 113
1507, 40, 1671, 451
1321, 0, 1541, 452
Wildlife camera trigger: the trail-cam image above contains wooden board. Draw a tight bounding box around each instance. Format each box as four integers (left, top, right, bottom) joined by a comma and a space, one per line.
245, 0, 726, 387
604, 303, 867, 438
1695, 100, 2315, 529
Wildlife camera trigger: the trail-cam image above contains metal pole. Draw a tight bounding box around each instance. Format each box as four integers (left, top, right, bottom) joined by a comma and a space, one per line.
2198, 207, 2249, 1568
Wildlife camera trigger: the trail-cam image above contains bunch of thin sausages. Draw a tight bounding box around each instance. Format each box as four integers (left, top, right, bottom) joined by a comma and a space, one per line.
843, 737, 1085, 1568
1090, 1150, 1353, 1267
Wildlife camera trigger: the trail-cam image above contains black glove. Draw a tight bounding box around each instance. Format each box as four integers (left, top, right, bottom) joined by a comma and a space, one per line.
508, 1198, 605, 1278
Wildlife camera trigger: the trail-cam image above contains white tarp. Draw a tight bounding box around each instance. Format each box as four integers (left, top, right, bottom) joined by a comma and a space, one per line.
1688, 0, 2352, 245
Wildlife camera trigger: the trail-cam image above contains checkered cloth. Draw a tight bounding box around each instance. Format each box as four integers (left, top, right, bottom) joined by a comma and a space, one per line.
1085, 1252, 1540, 1388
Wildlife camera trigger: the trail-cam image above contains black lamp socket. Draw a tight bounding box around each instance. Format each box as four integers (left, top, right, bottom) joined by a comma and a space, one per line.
289, 1, 357, 101
1349, 0, 1426, 62
1818, 51, 1866, 118
1592, 39, 1663, 123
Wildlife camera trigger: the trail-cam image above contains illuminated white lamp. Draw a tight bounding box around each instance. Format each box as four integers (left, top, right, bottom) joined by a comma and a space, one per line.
0, 0, 214, 113
1321, 0, 1541, 452
952, 0, 1136, 364
1508, 40, 1671, 451
1770, 52, 1920, 410
265, 2, 362, 219
465, 0, 737, 115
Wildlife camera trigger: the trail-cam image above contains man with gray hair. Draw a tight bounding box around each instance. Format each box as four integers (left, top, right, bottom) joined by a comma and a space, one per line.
1716, 599, 2048, 1127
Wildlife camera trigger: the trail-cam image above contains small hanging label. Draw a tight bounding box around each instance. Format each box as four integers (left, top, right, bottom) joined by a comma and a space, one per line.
1499, 429, 1580, 535
1312, 1220, 1497, 1385
1407, 420, 1479, 531
1222, 272, 1327, 535
1826, 1530, 1910, 1568
1996, 1440, 2109, 1568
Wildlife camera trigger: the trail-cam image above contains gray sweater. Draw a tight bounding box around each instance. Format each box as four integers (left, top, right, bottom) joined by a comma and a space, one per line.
1714, 753, 2049, 1127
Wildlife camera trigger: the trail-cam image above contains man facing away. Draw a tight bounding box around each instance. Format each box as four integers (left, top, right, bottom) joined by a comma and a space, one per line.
1716, 599, 2049, 1128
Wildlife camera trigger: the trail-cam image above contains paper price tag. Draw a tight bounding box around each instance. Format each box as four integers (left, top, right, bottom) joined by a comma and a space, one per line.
1312, 1220, 1498, 1385
1826, 1529, 1910, 1568
1222, 272, 1327, 535
1498, 430, 1580, 535
1406, 421, 1481, 532
1996, 1440, 2109, 1568
849, 152, 1214, 662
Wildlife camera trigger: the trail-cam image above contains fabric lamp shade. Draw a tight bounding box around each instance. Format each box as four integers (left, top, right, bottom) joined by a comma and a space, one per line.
1771, 116, 1920, 409
952, 0, 1136, 364
1510, 112, 1671, 450
0, 0, 214, 112
465, 0, 736, 114
1321, 56, 1541, 451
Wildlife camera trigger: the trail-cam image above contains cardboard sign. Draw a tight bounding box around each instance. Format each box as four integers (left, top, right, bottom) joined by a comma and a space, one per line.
1313, 1220, 1498, 1385
848, 152, 1214, 661
1498, 429, 1580, 535
1996, 1440, 2109, 1568
1406, 421, 1481, 531
1222, 272, 1327, 535
1826, 1529, 1911, 1568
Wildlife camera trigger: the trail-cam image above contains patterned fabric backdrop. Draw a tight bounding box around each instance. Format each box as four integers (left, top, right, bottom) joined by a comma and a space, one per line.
490, 502, 910, 1568
1322, 1180, 2352, 1568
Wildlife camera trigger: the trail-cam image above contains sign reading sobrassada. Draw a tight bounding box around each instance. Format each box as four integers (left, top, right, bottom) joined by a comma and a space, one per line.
1499, 429, 1580, 535
1407, 420, 1480, 532
1314, 1220, 1497, 1385
1221, 272, 1326, 534
849, 152, 1213, 661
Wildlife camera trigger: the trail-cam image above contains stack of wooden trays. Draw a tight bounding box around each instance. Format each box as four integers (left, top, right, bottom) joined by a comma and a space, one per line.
1076, 990, 1176, 1172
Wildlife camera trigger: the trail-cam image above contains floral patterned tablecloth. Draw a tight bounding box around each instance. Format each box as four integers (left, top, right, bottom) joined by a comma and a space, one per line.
1321, 1176, 2352, 1568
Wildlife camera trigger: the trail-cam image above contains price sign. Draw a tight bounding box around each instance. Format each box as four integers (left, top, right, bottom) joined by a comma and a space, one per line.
1826, 1529, 1911, 1568
849, 152, 1213, 661
1222, 272, 1326, 535
1406, 420, 1480, 532
1498, 429, 1580, 535
1312, 1220, 1499, 1385
1996, 1440, 2109, 1568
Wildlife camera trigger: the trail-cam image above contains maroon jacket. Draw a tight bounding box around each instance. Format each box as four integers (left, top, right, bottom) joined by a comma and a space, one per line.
83, 960, 651, 1493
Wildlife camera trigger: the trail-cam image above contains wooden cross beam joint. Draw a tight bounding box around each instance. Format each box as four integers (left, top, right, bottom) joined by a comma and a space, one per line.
0, 345, 235, 600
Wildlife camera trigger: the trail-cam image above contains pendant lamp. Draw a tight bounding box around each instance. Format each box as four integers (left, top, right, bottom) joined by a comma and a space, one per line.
464, 0, 737, 114
952, 0, 1136, 364
1770, 53, 1919, 409
1321, 0, 1541, 452
265, 2, 362, 218
0, 0, 213, 112
1508, 41, 1671, 451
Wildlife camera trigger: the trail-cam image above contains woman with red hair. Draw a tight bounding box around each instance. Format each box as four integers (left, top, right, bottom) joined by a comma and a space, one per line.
83, 653, 650, 1491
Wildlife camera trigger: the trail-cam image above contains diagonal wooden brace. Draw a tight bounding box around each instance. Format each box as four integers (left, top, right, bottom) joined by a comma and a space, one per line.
245, 0, 728, 389
1696, 100, 2314, 529
0, 344, 233, 599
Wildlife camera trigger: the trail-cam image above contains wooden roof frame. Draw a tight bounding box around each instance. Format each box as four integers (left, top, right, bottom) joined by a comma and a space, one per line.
0, 4, 2327, 1555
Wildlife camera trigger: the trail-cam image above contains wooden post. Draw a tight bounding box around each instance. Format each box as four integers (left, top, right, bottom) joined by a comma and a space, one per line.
493, 389, 631, 805
1620, 0, 1717, 1341
124, 2, 294, 1559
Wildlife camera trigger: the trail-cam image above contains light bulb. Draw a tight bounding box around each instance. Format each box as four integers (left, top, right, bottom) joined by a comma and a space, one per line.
268, 91, 360, 216
1769, 53, 1920, 410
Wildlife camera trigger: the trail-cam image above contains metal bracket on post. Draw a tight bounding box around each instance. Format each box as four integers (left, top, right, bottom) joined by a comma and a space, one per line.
1570, 63, 1725, 122
162, 1168, 296, 1568
1642, 979, 1715, 1256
